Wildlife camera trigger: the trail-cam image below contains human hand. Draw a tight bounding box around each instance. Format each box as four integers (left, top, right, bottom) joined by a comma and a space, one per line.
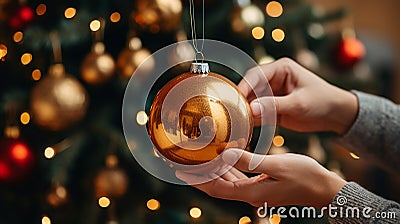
176, 149, 346, 208
239, 58, 358, 135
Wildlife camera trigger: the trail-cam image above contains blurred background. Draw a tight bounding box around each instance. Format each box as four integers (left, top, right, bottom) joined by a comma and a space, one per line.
0, 0, 399, 223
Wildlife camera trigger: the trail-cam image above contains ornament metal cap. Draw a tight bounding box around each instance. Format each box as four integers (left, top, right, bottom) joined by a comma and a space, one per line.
190, 62, 210, 74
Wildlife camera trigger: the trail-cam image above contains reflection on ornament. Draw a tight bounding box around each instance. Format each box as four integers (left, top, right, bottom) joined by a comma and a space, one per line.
117, 38, 154, 79
94, 155, 128, 198
31, 64, 88, 131
295, 49, 319, 71
0, 138, 34, 183
231, 4, 264, 37
134, 0, 182, 33
148, 63, 253, 165
81, 42, 115, 85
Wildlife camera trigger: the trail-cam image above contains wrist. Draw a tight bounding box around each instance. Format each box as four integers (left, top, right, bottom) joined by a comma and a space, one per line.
329, 88, 358, 135
317, 171, 347, 208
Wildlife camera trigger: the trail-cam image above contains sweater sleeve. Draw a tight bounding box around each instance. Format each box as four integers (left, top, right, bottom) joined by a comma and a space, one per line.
335, 91, 400, 173
328, 182, 400, 224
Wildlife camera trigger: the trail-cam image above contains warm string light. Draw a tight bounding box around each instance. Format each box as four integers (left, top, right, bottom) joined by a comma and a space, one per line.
272, 135, 284, 147
32, 69, 41, 81
64, 7, 77, 19
146, 199, 160, 211
136, 111, 148, 126
252, 26, 265, 39
110, 12, 121, 23
44, 147, 56, 159
349, 152, 360, 159
21, 53, 33, 65
98, 196, 111, 208
239, 216, 252, 224
90, 20, 101, 32
272, 28, 285, 42
20, 112, 31, 125
189, 207, 202, 219
36, 4, 47, 16
13, 31, 24, 43
266, 1, 283, 17
41, 215, 51, 224
269, 213, 281, 224
0, 44, 7, 60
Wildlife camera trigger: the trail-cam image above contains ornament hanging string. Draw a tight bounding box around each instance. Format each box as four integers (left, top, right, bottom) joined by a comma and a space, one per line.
189, 0, 205, 62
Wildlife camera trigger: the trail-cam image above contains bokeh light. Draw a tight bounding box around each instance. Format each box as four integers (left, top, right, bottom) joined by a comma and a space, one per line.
11, 143, 29, 162
266, 1, 283, 17
32, 69, 41, 81
90, 20, 101, 32
189, 207, 202, 219
272, 28, 285, 42
146, 199, 160, 211
98, 197, 111, 208
252, 26, 265, 39
64, 7, 76, 19
0, 44, 7, 60
110, 12, 121, 23
239, 216, 252, 224
20, 112, 30, 125
44, 147, 56, 159
307, 23, 324, 39
21, 53, 33, 65
13, 31, 24, 43
36, 4, 47, 16
41, 216, 51, 224
136, 111, 148, 126
273, 135, 284, 147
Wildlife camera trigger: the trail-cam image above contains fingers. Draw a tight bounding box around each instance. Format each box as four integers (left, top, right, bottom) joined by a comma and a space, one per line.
221, 149, 282, 178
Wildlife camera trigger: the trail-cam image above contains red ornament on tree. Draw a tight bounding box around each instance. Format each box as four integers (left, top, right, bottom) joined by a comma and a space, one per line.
0, 138, 34, 183
8, 6, 34, 29
336, 37, 366, 68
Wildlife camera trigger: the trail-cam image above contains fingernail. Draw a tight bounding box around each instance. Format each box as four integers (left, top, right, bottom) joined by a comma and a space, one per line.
251, 101, 261, 116
222, 149, 241, 165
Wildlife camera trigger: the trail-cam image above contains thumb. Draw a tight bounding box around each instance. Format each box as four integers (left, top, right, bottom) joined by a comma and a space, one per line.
222, 149, 280, 175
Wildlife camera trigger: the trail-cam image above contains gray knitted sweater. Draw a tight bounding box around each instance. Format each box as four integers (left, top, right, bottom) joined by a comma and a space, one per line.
329, 91, 400, 224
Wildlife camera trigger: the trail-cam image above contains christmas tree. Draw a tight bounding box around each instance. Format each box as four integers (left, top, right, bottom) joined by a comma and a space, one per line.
0, 0, 397, 224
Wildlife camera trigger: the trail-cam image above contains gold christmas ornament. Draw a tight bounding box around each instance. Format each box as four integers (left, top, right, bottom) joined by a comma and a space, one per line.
81, 42, 116, 85
117, 37, 154, 79
148, 63, 253, 165
134, 0, 182, 33
31, 64, 88, 131
94, 155, 128, 198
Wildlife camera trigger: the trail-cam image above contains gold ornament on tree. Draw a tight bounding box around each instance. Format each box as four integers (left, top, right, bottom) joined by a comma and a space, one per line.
133, 0, 182, 33
94, 155, 128, 198
81, 19, 116, 85
117, 36, 154, 79
31, 33, 88, 131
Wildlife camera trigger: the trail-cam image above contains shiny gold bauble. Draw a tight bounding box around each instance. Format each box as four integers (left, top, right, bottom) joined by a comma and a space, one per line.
31, 64, 88, 131
81, 42, 116, 85
94, 155, 128, 198
117, 38, 154, 79
148, 63, 253, 165
134, 0, 182, 33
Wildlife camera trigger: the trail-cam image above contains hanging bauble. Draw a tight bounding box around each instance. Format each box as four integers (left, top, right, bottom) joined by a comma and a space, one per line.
295, 49, 320, 71
8, 5, 34, 29
31, 64, 89, 131
0, 137, 34, 183
336, 37, 366, 68
230, 4, 265, 37
117, 37, 154, 79
133, 0, 182, 33
47, 183, 68, 207
148, 63, 253, 165
94, 155, 128, 198
81, 42, 116, 85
